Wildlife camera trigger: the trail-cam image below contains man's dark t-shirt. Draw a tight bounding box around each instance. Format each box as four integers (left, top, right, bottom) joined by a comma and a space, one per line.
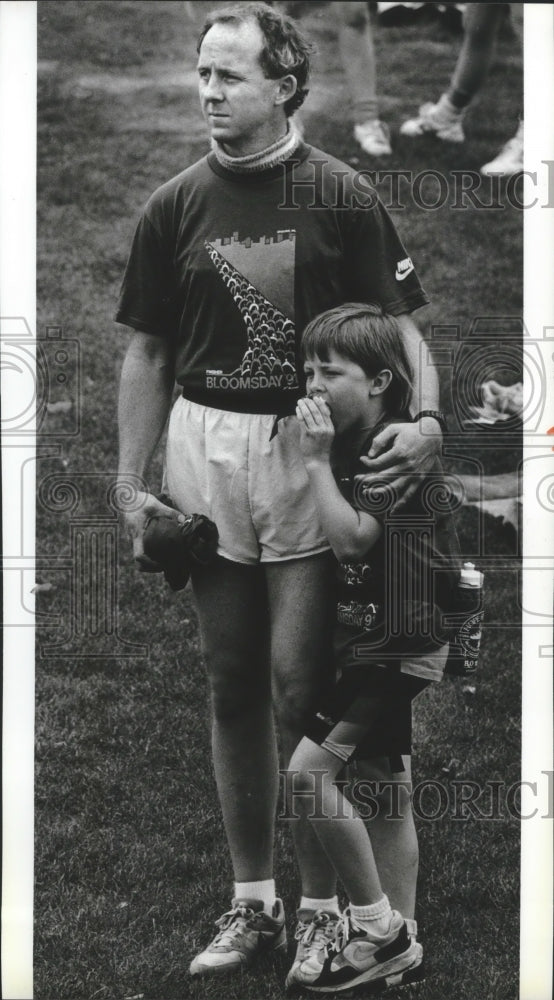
116, 142, 428, 414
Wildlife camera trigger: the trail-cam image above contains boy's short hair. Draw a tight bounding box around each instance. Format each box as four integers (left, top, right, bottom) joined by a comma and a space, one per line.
197, 3, 313, 116
301, 302, 414, 415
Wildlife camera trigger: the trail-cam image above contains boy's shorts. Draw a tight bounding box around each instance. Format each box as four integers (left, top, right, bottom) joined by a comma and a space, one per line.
305, 644, 449, 769
164, 396, 330, 565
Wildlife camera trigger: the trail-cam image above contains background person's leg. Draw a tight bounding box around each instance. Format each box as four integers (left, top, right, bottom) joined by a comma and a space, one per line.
400, 3, 504, 142
447, 3, 505, 109
191, 558, 277, 883
335, 1, 392, 156
480, 3, 523, 177
266, 552, 338, 899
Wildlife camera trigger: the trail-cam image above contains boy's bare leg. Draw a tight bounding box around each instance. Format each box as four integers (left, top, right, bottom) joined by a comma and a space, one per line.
285, 720, 420, 989
353, 755, 418, 919
290, 735, 385, 905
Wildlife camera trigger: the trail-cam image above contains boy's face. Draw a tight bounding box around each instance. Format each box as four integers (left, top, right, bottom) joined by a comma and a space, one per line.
303, 348, 378, 434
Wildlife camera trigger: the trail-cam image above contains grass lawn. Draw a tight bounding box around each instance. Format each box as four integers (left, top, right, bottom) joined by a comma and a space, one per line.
35, 3, 523, 998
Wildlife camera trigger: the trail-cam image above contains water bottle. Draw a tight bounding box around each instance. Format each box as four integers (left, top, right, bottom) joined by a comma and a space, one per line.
445, 562, 485, 677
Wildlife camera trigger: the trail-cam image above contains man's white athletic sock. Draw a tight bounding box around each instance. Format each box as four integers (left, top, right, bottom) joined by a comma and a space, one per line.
299, 895, 340, 914
234, 879, 277, 915
349, 894, 395, 938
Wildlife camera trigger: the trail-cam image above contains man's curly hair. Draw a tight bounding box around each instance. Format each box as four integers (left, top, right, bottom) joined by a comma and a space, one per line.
197, 2, 314, 117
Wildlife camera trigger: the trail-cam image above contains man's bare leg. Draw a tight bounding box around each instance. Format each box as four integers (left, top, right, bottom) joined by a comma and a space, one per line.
265, 552, 338, 898
191, 557, 277, 881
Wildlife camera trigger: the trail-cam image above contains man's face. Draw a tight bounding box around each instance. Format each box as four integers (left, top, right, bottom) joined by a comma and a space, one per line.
197, 20, 289, 156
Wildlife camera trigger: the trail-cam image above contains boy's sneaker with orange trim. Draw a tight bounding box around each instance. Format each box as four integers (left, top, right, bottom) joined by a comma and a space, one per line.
189, 898, 286, 976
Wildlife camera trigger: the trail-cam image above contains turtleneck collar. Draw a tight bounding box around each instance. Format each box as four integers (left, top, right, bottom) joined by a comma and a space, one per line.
210, 119, 302, 174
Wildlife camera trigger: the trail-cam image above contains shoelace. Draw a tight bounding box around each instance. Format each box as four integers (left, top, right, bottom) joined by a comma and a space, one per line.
328, 910, 408, 958
296, 911, 341, 958
212, 904, 256, 946
328, 910, 353, 955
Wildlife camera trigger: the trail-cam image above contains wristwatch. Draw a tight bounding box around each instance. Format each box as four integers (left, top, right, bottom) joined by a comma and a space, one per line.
413, 410, 448, 434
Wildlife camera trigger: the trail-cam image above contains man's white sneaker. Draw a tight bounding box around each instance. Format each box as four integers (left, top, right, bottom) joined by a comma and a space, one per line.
189, 898, 287, 976
354, 119, 392, 156
285, 909, 341, 990
400, 98, 465, 143
303, 908, 419, 993
480, 123, 523, 176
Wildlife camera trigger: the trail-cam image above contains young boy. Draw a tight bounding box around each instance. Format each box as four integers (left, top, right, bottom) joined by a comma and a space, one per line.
285, 302, 459, 994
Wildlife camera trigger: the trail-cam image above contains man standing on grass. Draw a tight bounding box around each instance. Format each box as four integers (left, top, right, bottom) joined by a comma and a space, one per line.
116, 1, 445, 986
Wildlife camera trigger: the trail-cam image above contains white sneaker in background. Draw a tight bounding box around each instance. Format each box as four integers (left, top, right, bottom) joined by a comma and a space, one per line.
353, 119, 392, 156
480, 121, 523, 177
400, 94, 465, 143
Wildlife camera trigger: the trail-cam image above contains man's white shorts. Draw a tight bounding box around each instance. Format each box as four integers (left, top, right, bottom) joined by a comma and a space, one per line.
164, 396, 330, 565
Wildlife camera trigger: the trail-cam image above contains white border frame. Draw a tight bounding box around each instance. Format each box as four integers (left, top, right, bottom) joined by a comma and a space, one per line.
1, 3, 552, 998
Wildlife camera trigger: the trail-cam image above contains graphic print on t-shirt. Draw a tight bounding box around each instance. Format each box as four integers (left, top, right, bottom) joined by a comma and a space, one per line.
205, 229, 298, 391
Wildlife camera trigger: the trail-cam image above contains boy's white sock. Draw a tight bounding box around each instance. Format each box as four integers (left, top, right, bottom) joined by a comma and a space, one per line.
234, 879, 276, 915
299, 895, 340, 914
349, 894, 394, 938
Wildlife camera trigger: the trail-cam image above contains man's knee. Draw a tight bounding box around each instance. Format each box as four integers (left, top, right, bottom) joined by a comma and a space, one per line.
273, 670, 317, 739
271, 635, 333, 737
209, 678, 267, 723
204, 647, 269, 722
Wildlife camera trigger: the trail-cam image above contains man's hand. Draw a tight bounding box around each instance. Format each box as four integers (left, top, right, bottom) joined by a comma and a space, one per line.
119, 490, 184, 570
117, 331, 176, 566
356, 417, 442, 505
296, 396, 335, 464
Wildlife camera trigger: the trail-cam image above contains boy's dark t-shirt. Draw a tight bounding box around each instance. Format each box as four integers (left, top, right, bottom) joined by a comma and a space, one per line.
332, 420, 460, 668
